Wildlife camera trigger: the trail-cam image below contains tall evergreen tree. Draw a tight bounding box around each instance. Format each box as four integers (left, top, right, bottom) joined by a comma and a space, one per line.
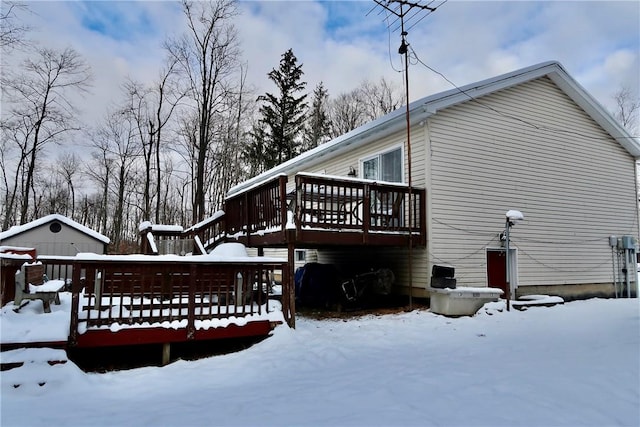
303, 82, 331, 151
255, 49, 307, 170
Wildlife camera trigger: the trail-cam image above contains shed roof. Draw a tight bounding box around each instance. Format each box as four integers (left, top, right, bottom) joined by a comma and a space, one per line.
228, 61, 639, 197
0, 214, 111, 244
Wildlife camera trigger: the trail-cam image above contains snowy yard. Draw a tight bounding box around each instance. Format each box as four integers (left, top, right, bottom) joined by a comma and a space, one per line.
1, 298, 639, 427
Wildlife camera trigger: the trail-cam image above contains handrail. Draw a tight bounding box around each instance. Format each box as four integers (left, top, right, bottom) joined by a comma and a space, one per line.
224, 175, 289, 246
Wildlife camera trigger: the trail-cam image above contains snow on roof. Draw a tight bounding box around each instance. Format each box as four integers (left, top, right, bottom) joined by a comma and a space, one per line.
228, 61, 640, 197
0, 214, 110, 244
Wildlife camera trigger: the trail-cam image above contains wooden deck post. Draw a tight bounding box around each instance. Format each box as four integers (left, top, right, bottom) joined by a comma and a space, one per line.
363, 184, 371, 244
68, 262, 82, 346
187, 264, 197, 340
285, 241, 296, 328
162, 343, 171, 366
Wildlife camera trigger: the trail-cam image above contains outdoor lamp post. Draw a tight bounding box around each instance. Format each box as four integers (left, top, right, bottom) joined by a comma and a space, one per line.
505, 210, 524, 311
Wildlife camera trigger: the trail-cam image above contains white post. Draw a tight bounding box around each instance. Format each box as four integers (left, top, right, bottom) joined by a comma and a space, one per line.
505, 219, 511, 311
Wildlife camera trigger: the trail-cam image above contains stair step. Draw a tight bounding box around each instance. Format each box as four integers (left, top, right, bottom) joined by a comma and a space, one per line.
512, 295, 564, 310
1, 348, 69, 389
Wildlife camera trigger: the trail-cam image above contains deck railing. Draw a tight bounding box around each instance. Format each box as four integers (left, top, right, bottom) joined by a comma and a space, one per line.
37, 255, 75, 284
68, 257, 286, 345
221, 173, 425, 246
294, 173, 425, 236
187, 212, 227, 253
140, 173, 426, 252
224, 174, 289, 246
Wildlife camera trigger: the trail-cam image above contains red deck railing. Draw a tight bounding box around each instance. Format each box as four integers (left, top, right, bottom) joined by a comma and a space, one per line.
294, 173, 425, 236
140, 173, 426, 253
68, 256, 287, 347
221, 173, 426, 248
224, 174, 289, 248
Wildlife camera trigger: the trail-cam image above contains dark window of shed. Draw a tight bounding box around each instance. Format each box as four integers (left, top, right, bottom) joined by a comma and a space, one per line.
49, 222, 62, 233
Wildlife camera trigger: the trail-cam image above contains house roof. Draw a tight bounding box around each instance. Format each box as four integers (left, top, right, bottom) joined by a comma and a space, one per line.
0, 214, 111, 244
228, 61, 640, 197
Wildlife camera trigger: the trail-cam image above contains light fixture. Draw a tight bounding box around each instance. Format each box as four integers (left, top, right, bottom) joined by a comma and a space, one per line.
347, 166, 357, 177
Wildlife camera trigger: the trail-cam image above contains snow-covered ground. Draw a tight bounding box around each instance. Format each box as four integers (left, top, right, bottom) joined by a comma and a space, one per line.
2, 298, 639, 427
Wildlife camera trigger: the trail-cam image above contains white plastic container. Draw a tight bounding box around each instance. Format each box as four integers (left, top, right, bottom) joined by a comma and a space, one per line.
429, 286, 503, 316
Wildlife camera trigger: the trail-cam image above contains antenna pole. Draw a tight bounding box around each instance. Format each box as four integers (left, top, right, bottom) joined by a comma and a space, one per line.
372, 0, 442, 310
400, 10, 414, 311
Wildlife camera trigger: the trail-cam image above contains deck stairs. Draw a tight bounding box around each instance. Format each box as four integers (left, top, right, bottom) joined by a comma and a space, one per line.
1, 347, 72, 389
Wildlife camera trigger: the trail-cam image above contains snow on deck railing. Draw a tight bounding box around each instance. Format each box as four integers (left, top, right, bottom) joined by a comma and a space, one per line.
68, 254, 287, 343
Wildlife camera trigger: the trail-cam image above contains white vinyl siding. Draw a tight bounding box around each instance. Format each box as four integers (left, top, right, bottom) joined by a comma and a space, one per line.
290, 124, 430, 293
427, 77, 638, 288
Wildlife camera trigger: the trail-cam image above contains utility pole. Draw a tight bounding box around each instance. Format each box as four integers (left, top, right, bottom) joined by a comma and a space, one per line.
371, 0, 442, 310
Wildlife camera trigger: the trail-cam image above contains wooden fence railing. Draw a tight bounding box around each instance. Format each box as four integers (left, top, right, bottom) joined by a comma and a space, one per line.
294, 173, 426, 236
224, 174, 289, 246
140, 173, 426, 253
68, 256, 287, 345
37, 255, 75, 285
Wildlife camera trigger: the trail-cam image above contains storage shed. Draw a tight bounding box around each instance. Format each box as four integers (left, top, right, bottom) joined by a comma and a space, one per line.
0, 214, 109, 256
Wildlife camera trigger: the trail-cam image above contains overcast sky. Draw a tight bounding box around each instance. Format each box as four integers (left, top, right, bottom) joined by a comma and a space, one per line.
6, 0, 640, 136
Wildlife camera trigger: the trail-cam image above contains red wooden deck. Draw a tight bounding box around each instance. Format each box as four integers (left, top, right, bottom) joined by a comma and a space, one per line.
0, 174, 427, 356
67, 256, 286, 348
141, 174, 427, 254
139, 173, 427, 328
222, 173, 426, 250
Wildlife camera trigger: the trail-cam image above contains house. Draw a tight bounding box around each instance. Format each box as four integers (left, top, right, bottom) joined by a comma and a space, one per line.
227, 61, 640, 301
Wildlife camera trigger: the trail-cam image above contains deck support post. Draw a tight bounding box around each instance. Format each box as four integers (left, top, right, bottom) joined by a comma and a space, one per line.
68, 262, 82, 346
285, 242, 296, 328
162, 343, 171, 366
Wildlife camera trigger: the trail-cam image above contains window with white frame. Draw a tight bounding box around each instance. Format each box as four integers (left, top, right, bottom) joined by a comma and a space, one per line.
361, 146, 403, 182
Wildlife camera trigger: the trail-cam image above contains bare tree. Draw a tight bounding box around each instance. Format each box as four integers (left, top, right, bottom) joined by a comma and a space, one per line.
358, 77, 402, 121
207, 62, 254, 208
329, 91, 365, 138
1, 46, 91, 225
57, 151, 81, 220
36, 171, 69, 217
0, 1, 30, 51
613, 86, 639, 135
86, 109, 141, 248
165, 0, 241, 223
122, 58, 184, 223
328, 77, 402, 139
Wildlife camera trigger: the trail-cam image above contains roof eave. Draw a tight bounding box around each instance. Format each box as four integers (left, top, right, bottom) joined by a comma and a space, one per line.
228, 61, 640, 196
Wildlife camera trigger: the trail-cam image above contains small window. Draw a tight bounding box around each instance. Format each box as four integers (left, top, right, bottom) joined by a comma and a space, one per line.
49, 222, 62, 233
295, 249, 306, 262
